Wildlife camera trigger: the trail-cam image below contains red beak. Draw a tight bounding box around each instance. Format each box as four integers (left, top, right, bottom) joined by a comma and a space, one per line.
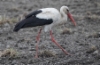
67, 12, 76, 26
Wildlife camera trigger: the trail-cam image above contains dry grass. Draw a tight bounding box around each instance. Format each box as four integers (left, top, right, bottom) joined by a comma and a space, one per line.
39, 50, 56, 57
85, 11, 100, 20
86, 45, 97, 54
9, 6, 19, 12
0, 14, 25, 25
85, 14, 100, 20
73, 12, 100, 20
95, 2, 100, 7
61, 28, 73, 34
87, 32, 100, 38
0, 48, 18, 58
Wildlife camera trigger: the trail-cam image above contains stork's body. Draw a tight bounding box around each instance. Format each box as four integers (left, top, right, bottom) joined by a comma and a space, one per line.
14, 6, 76, 58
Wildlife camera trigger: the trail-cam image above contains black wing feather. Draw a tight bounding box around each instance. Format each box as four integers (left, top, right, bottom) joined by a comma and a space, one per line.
25, 10, 42, 18
13, 16, 53, 32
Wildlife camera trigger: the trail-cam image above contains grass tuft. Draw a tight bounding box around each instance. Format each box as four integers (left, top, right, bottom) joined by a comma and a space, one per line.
0, 48, 19, 58
0, 15, 17, 24
61, 28, 73, 34
39, 50, 56, 57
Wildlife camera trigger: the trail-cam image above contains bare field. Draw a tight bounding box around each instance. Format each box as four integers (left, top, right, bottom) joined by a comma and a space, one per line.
0, 0, 100, 65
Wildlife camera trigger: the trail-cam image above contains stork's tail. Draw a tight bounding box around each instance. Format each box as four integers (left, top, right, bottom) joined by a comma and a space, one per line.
13, 19, 26, 32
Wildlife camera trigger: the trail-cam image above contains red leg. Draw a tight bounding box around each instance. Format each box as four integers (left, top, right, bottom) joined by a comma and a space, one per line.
35, 28, 42, 58
50, 30, 69, 55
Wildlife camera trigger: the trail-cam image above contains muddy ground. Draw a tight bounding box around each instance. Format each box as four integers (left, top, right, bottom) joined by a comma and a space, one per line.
0, 0, 100, 65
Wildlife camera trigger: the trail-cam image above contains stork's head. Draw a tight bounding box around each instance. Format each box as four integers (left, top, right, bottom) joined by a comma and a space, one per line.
61, 6, 76, 26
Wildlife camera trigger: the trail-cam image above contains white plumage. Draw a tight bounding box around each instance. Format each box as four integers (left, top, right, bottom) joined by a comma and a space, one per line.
36, 6, 70, 32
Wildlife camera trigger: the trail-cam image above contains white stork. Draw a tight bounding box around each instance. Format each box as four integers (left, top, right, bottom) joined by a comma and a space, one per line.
14, 6, 76, 58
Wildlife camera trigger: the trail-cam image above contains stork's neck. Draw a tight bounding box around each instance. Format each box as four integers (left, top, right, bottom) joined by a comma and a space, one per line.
60, 9, 67, 21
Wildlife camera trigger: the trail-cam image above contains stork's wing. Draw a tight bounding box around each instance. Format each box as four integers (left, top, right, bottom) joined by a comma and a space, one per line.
13, 16, 53, 32
25, 10, 42, 18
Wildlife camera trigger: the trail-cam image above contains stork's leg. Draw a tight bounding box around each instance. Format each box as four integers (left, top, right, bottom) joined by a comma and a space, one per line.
50, 30, 69, 55
35, 28, 42, 58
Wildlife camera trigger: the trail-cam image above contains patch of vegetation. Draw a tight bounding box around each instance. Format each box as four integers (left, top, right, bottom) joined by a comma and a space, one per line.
0, 15, 18, 24
39, 50, 56, 57
0, 48, 19, 58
